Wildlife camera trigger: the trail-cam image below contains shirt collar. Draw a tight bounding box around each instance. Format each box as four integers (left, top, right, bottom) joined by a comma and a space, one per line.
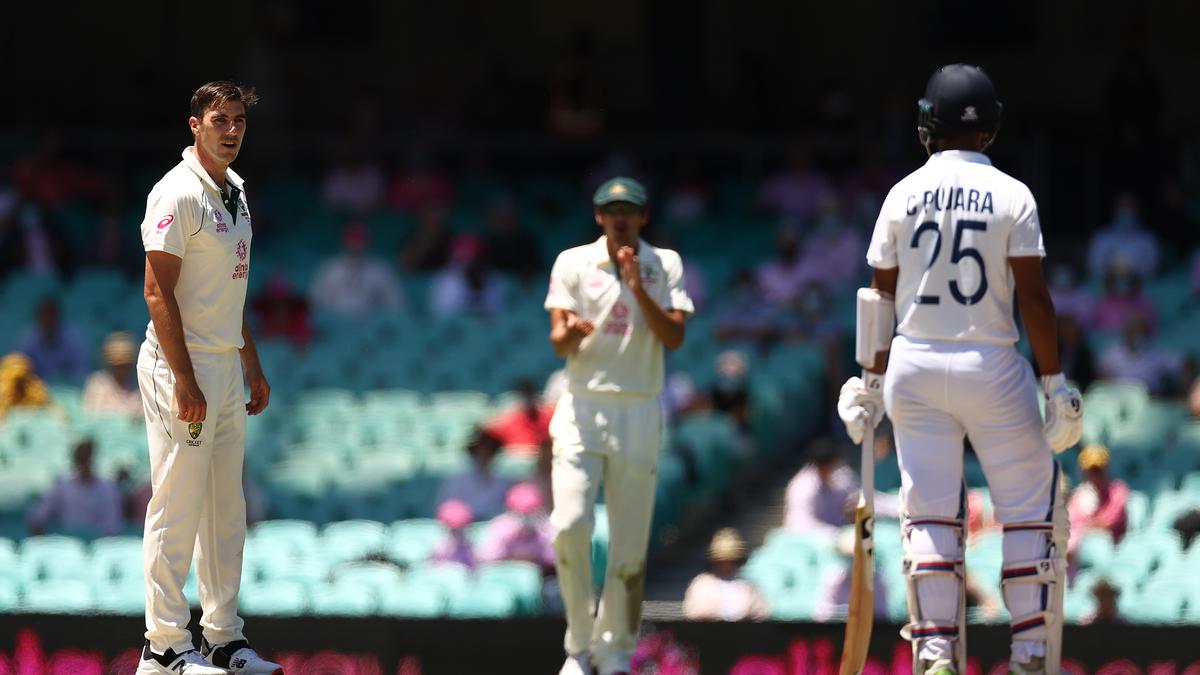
928, 150, 992, 166
181, 147, 245, 194
588, 236, 651, 266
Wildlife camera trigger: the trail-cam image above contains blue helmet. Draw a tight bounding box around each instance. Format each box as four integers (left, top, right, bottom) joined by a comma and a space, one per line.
917, 64, 1003, 154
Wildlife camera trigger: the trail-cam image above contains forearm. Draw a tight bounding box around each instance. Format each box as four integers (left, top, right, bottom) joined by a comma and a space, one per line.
1018, 286, 1061, 376
146, 292, 196, 383
632, 287, 685, 350
240, 314, 264, 374
549, 324, 584, 357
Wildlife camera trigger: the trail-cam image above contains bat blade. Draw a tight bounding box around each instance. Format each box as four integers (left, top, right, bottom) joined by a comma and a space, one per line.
839, 502, 875, 675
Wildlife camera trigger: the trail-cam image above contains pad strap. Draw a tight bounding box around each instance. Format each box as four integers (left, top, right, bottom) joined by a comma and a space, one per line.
1009, 610, 1054, 635
1001, 558, 1062, 587
901, 620, 961, 640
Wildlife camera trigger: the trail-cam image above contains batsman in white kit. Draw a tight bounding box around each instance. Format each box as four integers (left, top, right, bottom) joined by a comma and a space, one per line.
135, 81, 282, 675
546, 177, 693, 675
837, 65, 1083, 675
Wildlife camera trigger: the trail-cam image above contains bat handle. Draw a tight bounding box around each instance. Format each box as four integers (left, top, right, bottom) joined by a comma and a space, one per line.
860, 387, 875, 512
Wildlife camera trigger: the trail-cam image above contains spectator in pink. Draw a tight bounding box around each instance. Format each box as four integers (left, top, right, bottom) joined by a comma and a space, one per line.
478, 482, 556, 573
755, 147, 833, 221
27, 439, 123, 537
430, 499, 478, 569
1068, 445, 1129, 554
1098, 315, 1181, 395
784, 441, 857, 533
1092, 262, 1157, 333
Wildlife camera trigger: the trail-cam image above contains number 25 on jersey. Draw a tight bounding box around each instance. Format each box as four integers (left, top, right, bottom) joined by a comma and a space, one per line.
910, 219, 988, 306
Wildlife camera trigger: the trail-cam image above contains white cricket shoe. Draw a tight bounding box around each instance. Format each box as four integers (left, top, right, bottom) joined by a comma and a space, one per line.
136, 647, 228, 675
559, 652, 593, 675
203, 639, 284, 674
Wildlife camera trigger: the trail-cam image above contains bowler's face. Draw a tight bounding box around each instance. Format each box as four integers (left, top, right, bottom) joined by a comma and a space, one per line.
192, 100, 247, 165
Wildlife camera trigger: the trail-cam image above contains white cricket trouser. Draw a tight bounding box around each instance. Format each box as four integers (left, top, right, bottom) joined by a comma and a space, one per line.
138, 342, 247, 655
549, 391, 661, 662
886, 335, 1056, 661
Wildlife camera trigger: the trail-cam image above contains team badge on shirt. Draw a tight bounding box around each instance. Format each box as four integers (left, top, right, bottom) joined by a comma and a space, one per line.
640, 265, 657, 285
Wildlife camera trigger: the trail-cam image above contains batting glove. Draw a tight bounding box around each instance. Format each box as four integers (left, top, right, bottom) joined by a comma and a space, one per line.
1042, 373, 1083, 453
837, 373, 885, 445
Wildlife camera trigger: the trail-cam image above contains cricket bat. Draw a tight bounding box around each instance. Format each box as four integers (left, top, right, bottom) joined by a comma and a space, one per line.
839, 407, 875, 675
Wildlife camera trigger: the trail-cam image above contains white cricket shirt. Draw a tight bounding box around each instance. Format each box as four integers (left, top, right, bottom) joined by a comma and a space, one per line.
545, 237, 694, 397
867, 150, 1044, 345
141, 147, 252, 353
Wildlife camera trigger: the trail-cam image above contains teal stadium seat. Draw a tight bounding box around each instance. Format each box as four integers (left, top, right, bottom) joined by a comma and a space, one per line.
476, 561, 543, 615
19, 535, 89, 585
387, 519, 445, 565
24, 578, 95, 613
379, 583, 444, 617
0, 577, 19, 611
320, 520, 388, 565
238, 580, 308, 617
447, 581, 518, 618
310, 581, 377, 616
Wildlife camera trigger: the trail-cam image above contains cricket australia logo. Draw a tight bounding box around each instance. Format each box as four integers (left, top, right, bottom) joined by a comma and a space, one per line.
187, 422, 203, 447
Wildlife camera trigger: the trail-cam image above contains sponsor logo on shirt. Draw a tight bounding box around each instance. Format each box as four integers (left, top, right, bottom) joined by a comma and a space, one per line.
604, 301, 633, 335
232, 240, 250, 280
156, 215, 174, 230
215, 209, 228, 233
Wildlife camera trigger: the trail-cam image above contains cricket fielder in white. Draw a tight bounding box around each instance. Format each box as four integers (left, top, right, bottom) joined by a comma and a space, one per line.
837, 65, 1083, 675
136, 81, 281, 675
546, 177, 693, 675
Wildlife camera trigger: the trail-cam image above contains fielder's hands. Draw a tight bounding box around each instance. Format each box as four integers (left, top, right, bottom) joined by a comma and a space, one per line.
245, 366, 271, 416
175, 377, 207, 423
837, 373, 885, 444
1042, 373, 1082, 453
565, 313, 595, 338
617, 246, 641, 293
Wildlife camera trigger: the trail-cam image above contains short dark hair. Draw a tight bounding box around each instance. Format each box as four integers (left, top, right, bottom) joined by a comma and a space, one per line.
190, 81, 258, 119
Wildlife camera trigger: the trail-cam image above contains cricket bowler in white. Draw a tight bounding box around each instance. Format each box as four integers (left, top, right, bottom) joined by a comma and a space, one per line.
546, 177, 693, 675
837, 65, 1083, 675
136, 81, 282, 675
